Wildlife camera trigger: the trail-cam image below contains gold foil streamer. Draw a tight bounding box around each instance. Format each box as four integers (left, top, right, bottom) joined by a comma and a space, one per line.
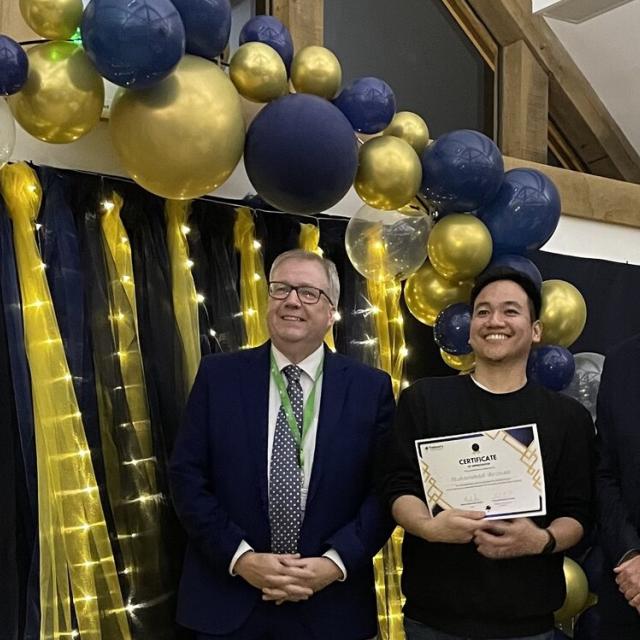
233, 207, 268, 347
0, 163, 130, 640
165, 199, 201, 394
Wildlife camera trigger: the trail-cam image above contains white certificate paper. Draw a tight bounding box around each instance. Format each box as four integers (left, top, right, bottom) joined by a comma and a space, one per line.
415, 424, 546, 520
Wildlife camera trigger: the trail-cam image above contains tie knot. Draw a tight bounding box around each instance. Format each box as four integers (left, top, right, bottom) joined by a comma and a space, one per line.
282, 365, 302, 383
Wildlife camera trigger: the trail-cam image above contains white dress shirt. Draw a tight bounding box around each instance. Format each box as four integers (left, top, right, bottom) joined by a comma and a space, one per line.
229, 344, 346, 579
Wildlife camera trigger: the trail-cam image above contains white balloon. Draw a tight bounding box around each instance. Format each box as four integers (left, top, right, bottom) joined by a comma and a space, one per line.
0, 99, 16, 169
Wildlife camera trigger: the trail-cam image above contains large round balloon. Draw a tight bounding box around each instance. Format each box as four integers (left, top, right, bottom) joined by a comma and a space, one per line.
540, 280, 587, 347
81, 0, 185, 89
8, 42, 104, 144
554, 558, 590, 622
345, 205, 430, 281
20, 0, 83, 39
420, 129, 504, 212
477, 168, 561, 255
230, 42, 288, 103
170, 0, 231, 61
291, 46, 342, 99
404, 261, 473, 326
486, 254, 543, 290
244, 93, 358, 213
527, 345, 575, 392
441, 349, 475, 373
0, 100, 16, 168
427, 213, 492, 281
239, 15, 294, 73
383, 111, 430, 156
354, 137, 422, 211
561, 352, 604, 420
110, 55, 245, 199
434, 303, 472, 355
0, 36, 29, 96
333, 77, 396, 134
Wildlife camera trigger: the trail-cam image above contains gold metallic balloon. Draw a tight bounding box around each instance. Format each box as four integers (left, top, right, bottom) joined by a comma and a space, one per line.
355, 136, 422, 211
440, 349, 475, 372
291, 46, 342, 99
427, 213, 492, 281
404, 261, 473, 326
345, 205, 431, 282
383, 111, 430, 156
8, 41, 104, 144
540, 280, 587, 348
110, 55, 245, 200
20, 0, 83, 40
229, 42, 288, 103
554, 558, 590, 622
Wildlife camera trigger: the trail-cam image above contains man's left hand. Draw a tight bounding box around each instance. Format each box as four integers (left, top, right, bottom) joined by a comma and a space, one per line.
262, 557, 343, 603
474, 518, 548, 559
614, 555, 640, 612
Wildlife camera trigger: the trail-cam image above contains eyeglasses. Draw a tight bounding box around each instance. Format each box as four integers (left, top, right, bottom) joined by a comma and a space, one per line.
268, 281, 333, 305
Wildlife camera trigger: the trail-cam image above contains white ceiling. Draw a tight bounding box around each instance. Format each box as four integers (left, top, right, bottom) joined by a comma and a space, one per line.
544, 0, 640, 154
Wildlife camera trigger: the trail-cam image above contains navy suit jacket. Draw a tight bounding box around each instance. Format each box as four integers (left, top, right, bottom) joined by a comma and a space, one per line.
169, 343, 395, 637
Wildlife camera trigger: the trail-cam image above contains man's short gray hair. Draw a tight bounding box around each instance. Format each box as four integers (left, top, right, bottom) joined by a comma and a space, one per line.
269, 249, 340, 306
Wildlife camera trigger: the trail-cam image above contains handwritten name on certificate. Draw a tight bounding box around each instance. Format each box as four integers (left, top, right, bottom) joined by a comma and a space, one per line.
415, 424, 546, 520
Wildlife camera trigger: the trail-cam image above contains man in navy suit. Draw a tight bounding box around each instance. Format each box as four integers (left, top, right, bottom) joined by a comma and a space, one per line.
170, 249, 394, 639
595, 334, 640, 639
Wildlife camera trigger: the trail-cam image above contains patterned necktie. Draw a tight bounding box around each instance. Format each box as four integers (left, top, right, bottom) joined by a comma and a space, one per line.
269, 364, 304, 554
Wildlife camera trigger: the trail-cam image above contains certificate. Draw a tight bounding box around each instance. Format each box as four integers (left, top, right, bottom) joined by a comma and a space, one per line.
415, 424, 546, 520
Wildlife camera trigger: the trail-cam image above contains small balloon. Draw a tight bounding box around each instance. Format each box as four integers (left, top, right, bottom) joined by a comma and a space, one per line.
477, 168, 561, 255
0, 99, 16, 168
81, 0, 185, 89
527, 345, 575, 392
383, 111, 430, 155
554, 558, 590, 622
486, 254, 543, 290
109, 55, 245, 199
239, 15, 294, 73
427, 213, 492, 281
540, 280, 587, 348
244, 93, 357, 213
561, 352, 604, 420
333, 76, 396, 134
20, 0, 83, 39
434, 303, 472, 355
9, 41, 104, 144
404, 261, 473, 326
230, 42, 288, 103
345, 205, 431, 281
421, 129, 504, 212
171, 0, 231, 61
355, 137, 422, 211
291, 46, 342, 99
441, 349, 475, 372
0, 36, 29, 96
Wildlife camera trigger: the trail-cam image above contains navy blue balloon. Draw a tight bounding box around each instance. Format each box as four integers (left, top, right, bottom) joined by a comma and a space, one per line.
420, 129, 504, 212
171, 0, 231, 61
477, 168, 561, 255
244, 94, 358, 214
0, 36, 28, 96
333, 77, 396, 134
527, 345, 575, 392
81, 0, 185, 89
239, 15, 294, 73
434, 303, 473, 356
487, 254, 543, 290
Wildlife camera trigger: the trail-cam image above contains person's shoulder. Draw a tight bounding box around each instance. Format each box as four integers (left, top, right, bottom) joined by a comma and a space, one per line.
199, 344, 267, 373
401, 374, 465, 400
604, 333, 640, 368
530, 381, 593, 429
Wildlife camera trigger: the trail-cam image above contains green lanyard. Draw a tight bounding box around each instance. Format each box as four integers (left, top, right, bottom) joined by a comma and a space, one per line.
270, 352, 324, 468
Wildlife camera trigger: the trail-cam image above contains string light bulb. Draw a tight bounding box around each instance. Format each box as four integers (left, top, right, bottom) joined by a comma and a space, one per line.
181, 224, 191, 235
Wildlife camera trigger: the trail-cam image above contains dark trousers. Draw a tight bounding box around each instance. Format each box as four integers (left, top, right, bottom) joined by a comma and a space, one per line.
404, 618, 553, 640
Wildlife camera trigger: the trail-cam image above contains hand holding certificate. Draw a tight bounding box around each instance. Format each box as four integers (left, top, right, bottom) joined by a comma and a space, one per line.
415, 424, 546, 520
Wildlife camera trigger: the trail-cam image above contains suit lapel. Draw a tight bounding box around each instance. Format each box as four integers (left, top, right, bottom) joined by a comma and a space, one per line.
239, 342, 271, 517
307, 348, 349, 506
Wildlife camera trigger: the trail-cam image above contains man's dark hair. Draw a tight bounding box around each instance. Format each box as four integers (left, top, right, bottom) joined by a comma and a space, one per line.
470, 266, 542, 321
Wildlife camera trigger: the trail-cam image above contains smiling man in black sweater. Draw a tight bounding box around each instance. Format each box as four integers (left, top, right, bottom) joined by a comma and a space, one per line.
378, 267, 594, 640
